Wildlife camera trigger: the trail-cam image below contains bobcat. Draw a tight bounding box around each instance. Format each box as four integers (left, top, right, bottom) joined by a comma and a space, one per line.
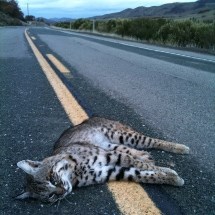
16, 117, 189, 203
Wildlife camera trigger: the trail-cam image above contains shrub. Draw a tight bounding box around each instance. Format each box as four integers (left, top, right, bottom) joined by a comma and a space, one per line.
55, 18, 215, 50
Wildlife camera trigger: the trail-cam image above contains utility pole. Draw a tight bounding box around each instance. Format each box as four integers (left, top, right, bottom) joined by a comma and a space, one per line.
27, 3, 29, 16
26, 2, 30, 25
93, 19, 95, 33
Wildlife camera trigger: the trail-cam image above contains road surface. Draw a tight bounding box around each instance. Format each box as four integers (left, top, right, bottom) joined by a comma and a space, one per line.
0, 26, 215, 215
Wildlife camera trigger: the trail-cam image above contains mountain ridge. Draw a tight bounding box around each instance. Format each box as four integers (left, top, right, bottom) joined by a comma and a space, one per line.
91, 0, 215, 20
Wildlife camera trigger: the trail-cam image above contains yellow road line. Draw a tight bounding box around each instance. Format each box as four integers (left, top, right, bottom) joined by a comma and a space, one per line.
46, 54, 71, 74
25, 28, 161, 215
108, 182, 161, 215
25, 29, 88, 125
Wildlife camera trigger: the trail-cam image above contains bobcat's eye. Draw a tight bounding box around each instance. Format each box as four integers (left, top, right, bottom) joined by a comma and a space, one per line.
50, 175, 62, 187
50, 175, 58, 186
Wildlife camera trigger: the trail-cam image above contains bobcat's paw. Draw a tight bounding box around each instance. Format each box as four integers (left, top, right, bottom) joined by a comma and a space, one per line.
167, 172, 184, 186
173, 144, 190, 154
173, 176, 184, 186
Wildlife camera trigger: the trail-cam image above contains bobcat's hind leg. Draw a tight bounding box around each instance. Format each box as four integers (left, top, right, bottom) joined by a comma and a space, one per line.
100, 120, 190, 154
150, 139, 190, 154
110, 130, 189, 154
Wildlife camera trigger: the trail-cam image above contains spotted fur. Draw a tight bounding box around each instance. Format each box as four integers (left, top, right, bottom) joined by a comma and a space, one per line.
16, 117, 189, 203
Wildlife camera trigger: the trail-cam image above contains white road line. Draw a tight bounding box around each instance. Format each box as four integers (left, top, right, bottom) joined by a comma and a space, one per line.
59, 30, 215, 64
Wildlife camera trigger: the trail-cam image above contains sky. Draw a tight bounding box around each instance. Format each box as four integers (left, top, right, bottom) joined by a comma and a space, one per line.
18, 0, 196, 19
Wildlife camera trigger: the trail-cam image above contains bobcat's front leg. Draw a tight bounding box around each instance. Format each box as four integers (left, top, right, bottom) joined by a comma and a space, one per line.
105, 166, 184, 187
113, 151, 179, 175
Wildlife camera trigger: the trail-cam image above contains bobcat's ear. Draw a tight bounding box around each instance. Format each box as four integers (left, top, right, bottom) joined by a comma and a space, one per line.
15, 191, 31, 200
17, 160, 42, 175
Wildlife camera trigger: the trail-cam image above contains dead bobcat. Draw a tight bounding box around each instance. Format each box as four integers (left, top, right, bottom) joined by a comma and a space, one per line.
16, 117, 189, 203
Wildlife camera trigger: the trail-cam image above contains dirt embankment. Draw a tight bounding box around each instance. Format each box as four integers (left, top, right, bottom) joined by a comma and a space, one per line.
0, 11, 24, 26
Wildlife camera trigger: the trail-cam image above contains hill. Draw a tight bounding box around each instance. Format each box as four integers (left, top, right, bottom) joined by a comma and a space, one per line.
0, 11, 23, 26
92, 0, 215, 20
0, 0, 25, 26
48, 18, 74, 22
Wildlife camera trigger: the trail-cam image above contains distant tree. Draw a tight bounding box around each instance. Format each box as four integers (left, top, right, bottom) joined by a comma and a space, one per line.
106, 19, 117, 33
55, 17, 215, 51
157, 21, 174, 44
194, 22, 215, 49
36, 17, 44, 22
79, 19, 92, 31
0, 0, 24, 20
72, 19, 86, 29
25, 15, 35, 21
116, 19, 131, 37
55, 21, 70, 28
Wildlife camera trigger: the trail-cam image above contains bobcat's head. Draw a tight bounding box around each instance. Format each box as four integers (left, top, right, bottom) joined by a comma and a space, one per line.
16, 155, 73, 203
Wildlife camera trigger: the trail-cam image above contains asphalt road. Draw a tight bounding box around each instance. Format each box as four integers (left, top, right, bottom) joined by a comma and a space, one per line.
1, 27, 215, 215
0, 27, 120, 215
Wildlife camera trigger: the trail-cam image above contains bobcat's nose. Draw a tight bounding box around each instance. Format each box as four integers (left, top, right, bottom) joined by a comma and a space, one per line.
55, 186, 66, 195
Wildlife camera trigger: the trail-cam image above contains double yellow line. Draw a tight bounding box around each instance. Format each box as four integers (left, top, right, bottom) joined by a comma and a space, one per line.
25, 29, 161, 215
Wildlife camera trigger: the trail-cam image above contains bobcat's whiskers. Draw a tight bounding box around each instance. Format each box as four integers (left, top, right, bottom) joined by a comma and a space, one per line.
56, 199, 61, 210
64, 197, 73, 204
